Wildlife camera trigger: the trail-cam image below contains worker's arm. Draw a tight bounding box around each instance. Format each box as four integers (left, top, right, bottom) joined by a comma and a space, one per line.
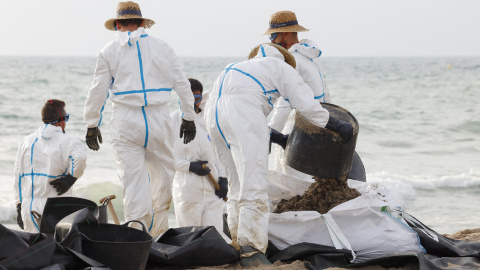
278, 65, 329, 128
268, 98, 292, 132
13, 141, 24, 205
84, 52, 112, 128
66, 139, 88, 179
169, 46, 195, 122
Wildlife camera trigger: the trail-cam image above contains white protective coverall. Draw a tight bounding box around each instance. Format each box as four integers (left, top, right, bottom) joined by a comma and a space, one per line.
269, 39, 331, 179
204, 44, 330, 254
13, 124, 87, 233
170, 109, 227, 237
84, 28, 195, 236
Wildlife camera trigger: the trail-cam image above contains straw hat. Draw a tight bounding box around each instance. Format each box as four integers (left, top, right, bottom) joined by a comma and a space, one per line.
263, 10, 309, 35
104, 1, 155, 31
248, 43, 296, 69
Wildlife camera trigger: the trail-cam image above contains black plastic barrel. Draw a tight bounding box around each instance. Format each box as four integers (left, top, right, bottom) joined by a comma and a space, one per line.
284, 103, 359, 180
80, 220, 152, 270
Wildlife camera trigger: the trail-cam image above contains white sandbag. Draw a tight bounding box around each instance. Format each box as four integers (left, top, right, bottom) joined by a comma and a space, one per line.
347, 179, 405, 207
268, 211, 356, 261
328, 189, 425, 263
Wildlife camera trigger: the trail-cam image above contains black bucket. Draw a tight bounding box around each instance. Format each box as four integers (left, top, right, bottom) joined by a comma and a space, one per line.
79, 220, 152, 270
285, 103, 359, 180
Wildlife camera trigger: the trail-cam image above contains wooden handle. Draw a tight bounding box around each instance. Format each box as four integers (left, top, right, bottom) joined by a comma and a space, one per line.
202, 164, 220, 190
202, 164, 228, 201
107, 203, 120, 225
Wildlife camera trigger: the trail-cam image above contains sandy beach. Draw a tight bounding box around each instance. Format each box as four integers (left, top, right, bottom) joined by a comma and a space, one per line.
183, 228, 480, 270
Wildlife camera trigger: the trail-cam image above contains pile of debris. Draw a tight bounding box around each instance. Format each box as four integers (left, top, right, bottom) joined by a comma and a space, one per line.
274, 177, 361, 214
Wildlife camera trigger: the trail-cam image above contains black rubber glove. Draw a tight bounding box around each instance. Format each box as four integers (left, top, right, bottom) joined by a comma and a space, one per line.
50, 175, 77, 195
180, 119, 196, 144
270, 128, 289, 150
16, 203, 24, 230
325, 116, 354, 143
189, 161, 211, 176
215, 177, 228, 200
86, 127, 102, 151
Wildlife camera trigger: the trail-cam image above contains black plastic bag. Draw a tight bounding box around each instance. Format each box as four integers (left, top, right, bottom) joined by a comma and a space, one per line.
40, 197, 107, 234
148, 226, 239, 267
0, 227, 104, 270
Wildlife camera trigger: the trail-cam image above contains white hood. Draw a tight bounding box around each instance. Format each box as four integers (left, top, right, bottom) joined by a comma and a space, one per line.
289, 39, 322, 60
34, 124, 62, 140
254, 44, 285, 62
115, 27, 146, 47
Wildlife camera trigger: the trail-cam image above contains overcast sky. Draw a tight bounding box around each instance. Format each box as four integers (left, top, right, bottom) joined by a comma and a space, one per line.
2, 0, 479, 57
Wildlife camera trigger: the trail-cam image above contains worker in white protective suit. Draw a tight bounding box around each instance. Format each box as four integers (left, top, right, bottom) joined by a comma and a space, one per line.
266, 10, 332, 180
14, 99, 87, 233
84, 1, 196, 237
171, 78, 229, 240
204, 43, 353, 267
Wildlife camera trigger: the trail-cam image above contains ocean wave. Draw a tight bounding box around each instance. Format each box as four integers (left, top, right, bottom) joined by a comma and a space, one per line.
0, 198, 15, 224
368, 169, 480, 190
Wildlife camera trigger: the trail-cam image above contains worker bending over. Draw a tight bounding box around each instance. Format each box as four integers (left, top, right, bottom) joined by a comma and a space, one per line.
204, 43, 353, 266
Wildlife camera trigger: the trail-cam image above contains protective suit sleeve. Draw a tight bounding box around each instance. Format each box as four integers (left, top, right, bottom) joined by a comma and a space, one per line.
13, 170, 20, 205
171, 111, 192, 172
84, 52, 112, 128
66, 139, 87, 179
175, 157, 191, 173
279, 65, 329, 128
268, 98, 292, 131
212, 149, 226, 178
169, 46, 195, 121
13, 142, 23, 205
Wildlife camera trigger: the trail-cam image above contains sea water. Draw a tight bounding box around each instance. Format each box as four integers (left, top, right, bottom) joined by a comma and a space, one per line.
0, 56, 479, 234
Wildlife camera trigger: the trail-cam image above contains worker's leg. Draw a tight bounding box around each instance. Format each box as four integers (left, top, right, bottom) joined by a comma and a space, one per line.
207, 121, 240, 248
203, 198, 230, 242
172, 193, 202, 227
111, 106, 152, 231
145, 106, 175, 237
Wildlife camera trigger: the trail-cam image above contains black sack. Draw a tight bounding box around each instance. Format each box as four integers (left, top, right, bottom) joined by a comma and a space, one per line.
268, 242, 354, 269
40, 197, 107, 234
0, 229, 104, 270
403, 212, 480, 258
54, 206, 100, 252
148, 226, 239, 267
0, 224, 29, 260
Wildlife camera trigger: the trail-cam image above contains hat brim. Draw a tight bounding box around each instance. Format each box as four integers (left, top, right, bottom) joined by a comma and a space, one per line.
248, 43, 296, 69
105, 16, 155, 31
263, 24, 309, 35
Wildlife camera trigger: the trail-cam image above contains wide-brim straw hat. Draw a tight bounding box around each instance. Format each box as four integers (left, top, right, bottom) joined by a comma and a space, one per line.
105, 1, 155, 31
248, 43, 296, 69
263, 10, 309, 35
